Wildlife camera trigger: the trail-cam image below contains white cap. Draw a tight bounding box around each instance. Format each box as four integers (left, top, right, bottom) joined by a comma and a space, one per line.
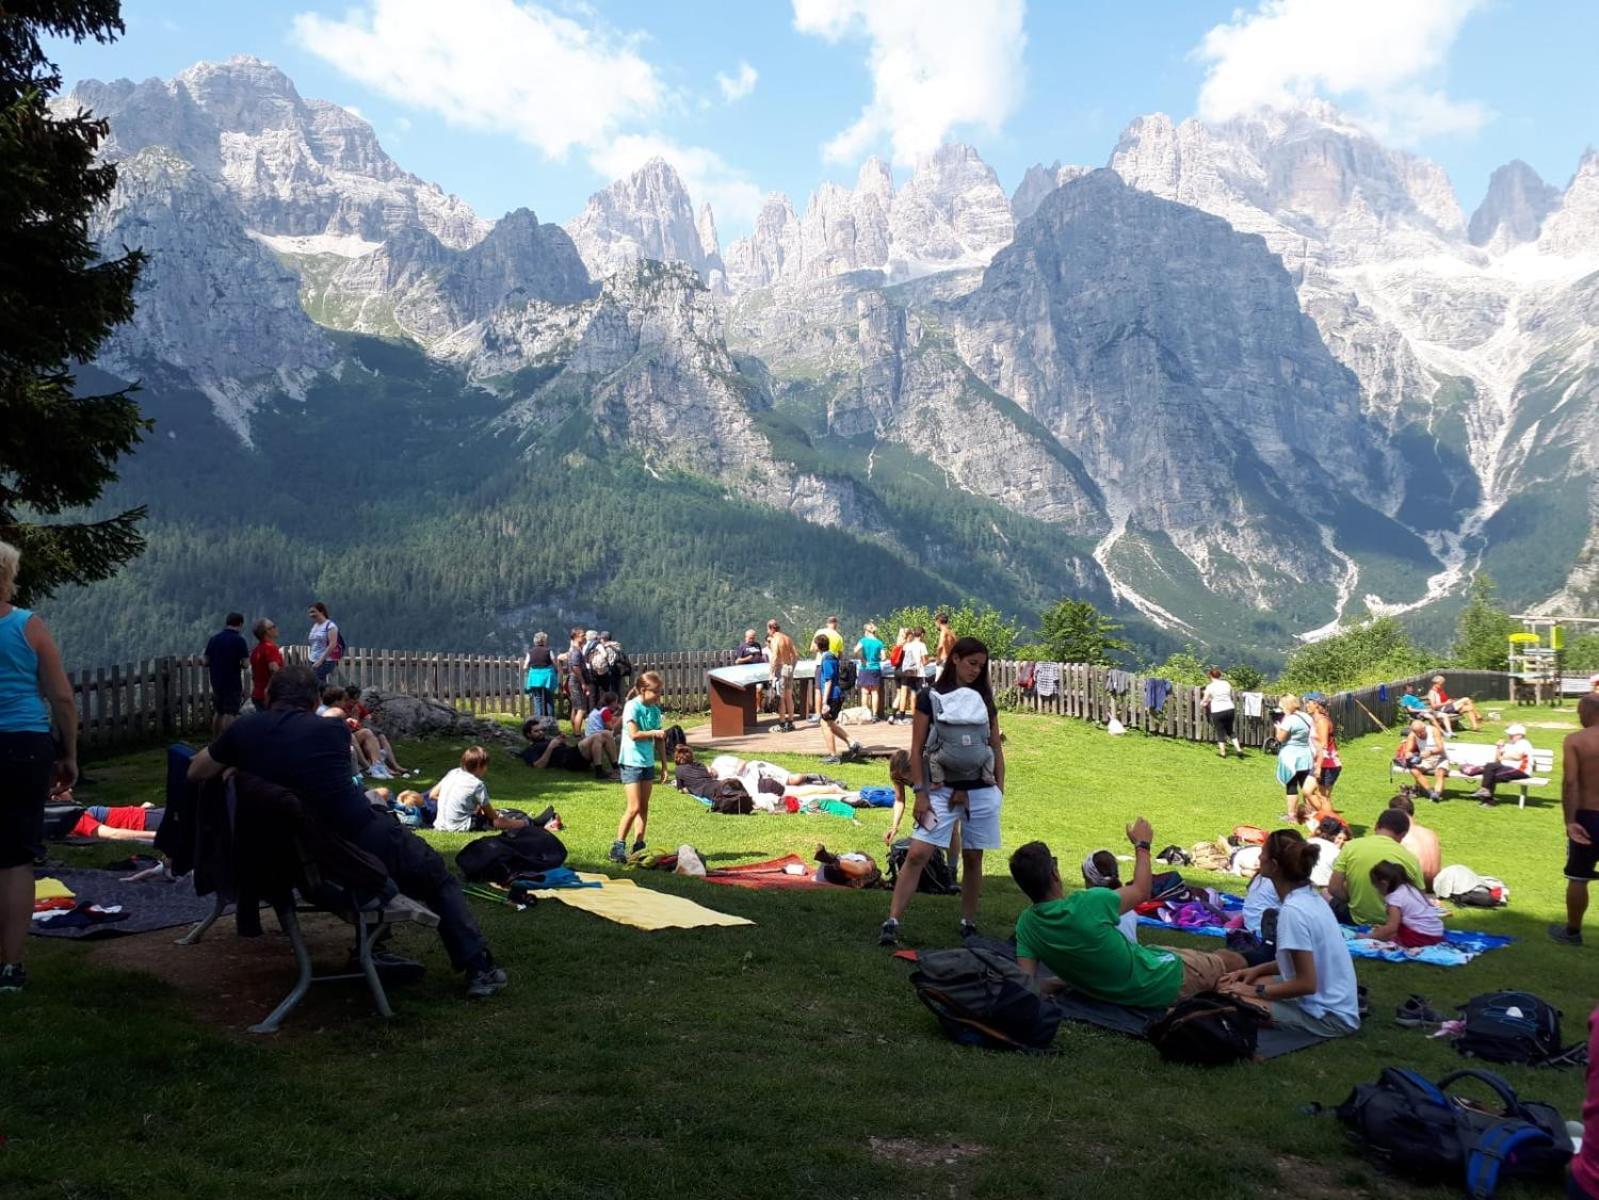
1506, 723, 1526, 737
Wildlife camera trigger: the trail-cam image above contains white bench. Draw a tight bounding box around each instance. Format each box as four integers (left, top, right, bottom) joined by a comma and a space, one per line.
1390, 740, 1555, 808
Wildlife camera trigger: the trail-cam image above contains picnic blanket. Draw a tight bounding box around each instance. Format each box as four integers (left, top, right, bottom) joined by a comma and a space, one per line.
1135, 893, 1513, 966
29, 868, 225, 940
890, 950, 1331, 1059
527, 871, 754, 930
702, 854, 829, 890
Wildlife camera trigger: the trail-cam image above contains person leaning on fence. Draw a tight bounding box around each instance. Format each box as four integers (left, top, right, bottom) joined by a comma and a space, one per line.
186, 663, 508, 999
249, 617, 283, 714
0, 540, 78, 996
523, 632, 557, 719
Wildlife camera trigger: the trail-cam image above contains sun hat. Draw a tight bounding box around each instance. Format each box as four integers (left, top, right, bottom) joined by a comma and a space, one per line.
1505, 723, 1526, 737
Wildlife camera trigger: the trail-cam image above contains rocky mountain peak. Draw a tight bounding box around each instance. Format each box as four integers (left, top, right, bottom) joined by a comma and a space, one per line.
1011, 161, 1094, 223
564, 157, 720, 287
1537, 149, 1599, 258
1469, 160, 1561, 251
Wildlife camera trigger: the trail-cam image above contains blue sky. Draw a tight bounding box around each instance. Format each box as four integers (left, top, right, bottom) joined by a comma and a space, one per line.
46, 1, 1599, 242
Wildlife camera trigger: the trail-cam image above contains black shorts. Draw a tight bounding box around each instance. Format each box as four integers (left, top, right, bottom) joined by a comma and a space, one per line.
823, 697, 844, 722
1284, 769, 1311, 795
1565, 810, 1599, 883
1318, 766, 1342, 791
900, 674, 923, 693
0, 731, 55, 868
1211, 709, 1236, 738
213, 687, 243, 717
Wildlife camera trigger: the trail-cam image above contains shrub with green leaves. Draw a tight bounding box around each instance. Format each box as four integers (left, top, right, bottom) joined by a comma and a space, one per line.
1278, 616, 1430, 693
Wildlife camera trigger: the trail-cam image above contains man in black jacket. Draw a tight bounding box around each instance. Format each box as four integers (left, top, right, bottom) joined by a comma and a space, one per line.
187, 663, 507, 999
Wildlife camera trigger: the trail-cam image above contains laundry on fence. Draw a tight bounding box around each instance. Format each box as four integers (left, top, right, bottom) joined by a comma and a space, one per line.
1034, 663, 1062, 698
1241, 692, 1265, 717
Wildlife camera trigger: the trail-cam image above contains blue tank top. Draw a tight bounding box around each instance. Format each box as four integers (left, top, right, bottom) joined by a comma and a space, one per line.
0, 608, 51, 732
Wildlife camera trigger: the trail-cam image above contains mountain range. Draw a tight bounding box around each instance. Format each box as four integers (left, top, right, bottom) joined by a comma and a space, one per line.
43, 56, 1598, 666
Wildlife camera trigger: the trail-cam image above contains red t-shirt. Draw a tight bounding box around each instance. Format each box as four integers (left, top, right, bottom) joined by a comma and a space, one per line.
250, 641, 284, 701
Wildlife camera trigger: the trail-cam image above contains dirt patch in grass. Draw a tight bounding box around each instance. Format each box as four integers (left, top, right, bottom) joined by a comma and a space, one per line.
87, 911, 403, 1035
868, 1136, 988, 1167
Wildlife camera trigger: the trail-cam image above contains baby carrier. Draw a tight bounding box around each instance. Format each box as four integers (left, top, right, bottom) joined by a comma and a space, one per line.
923, 687, 995, 787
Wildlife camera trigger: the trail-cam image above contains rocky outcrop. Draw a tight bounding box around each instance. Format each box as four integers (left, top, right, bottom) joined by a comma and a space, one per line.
1469, 160, 1561, 252
723, 144, 1012, 291
90, 146, 334, 435
946, 170, 1392, 605
1011, 162, 1092, 223
362, 689, 517, 743
68, 56, 490, 248
565, 159, 722, 287
1538, 150, 1599, 259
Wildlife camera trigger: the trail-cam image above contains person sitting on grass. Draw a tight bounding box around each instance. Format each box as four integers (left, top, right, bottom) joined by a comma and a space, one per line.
1472, 723, 1537, 806
319, 687, 393, 779
881, 750, 961, 884
1394, 719, 1449, 802
187, 663, 507, 999
1427, 674, 1481, 733
1327, 809, 1424, 925
430, 746, 526, 833
1307, 815, 1347, 889
1081, 848, 1139, 944
1366, 860, 1447, 948
69, 804, 164, 841
1217, 829, 1360, 1037
1007, 822, 1246, 1007
583, 692, 621, 737
1386, 791, 1441, 889
392, 789, 438, 828
343, 687, 411, 777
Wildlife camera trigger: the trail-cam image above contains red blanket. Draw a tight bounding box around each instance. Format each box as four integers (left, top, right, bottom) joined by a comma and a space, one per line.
702, 854, 827, 890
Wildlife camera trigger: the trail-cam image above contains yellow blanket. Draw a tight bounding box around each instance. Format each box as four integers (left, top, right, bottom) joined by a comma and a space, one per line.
34, 877, 75, 902
530, 872, 753, 931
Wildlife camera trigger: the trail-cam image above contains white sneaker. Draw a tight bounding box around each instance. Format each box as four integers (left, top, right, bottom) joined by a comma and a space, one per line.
367, 762, 393, 779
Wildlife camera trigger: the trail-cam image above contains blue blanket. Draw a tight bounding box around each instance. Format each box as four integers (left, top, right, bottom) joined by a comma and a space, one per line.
1136, 894, 1513, 966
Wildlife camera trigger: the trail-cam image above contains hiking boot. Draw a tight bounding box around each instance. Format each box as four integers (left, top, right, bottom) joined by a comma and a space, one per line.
1429, 790, 1444, 803
959, 919, 979, 940
1548, 924, 1584, 947
465, 965, 508, 999
1394, 994, 1445, 1027
607, 840, 628, 864
1471, 788, 1492, 801
0, 963, 25, 994
878, 918, 901, 947
631, 839, 647, 856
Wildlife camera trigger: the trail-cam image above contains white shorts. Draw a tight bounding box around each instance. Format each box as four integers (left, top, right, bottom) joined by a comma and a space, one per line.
910, 786, 1003, 852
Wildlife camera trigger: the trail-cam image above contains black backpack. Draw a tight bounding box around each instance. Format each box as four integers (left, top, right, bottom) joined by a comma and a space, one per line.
709, 780, 754, 815
1456, 992, 1563, 1066
456, 824, 567, 884
886, 837, 958, 894
839, 658, 859, 692
909, 944, 1062, 1052
1147, 992, 1260, 1065
1329, 1066, 1570, 1199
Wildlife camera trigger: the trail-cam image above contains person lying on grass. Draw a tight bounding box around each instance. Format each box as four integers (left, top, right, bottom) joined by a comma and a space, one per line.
1217, 829, 1361, 1037
1007, 822, 1246, 1008
69, 804, 164, 841
515, 723, 619, 780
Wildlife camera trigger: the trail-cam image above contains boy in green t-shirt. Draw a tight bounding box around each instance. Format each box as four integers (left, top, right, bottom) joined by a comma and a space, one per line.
1008, 821, 1244, 1008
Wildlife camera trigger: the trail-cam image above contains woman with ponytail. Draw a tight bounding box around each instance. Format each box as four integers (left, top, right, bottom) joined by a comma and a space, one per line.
1218, 828, 1360, 1037
608, 671, 665, 863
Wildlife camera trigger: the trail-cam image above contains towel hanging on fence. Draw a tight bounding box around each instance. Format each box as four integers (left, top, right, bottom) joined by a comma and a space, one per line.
1034, 663, 1061, 698
1143, 677, 1171, 713
1106, 669, 1132, 695
1241, 691, 1265, 718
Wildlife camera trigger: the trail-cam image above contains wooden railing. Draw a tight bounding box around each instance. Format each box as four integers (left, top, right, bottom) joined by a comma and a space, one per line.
68, 641, 1513, 758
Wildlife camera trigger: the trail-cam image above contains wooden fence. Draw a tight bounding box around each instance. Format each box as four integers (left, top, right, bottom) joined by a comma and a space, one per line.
68, 641, 1513, 757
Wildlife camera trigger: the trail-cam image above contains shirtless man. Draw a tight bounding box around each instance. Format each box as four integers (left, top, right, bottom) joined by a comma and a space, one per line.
766, 620, 798, 733
932, 611, 957, 677
1390, 791, 1441, 889
1551, 694, 1599, 946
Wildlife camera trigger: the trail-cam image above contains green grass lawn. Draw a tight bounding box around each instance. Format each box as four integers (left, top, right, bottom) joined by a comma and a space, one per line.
2, 705, 1590, 1200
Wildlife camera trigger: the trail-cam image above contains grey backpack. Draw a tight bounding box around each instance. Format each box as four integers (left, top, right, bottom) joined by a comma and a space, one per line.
925, 688, 995, 786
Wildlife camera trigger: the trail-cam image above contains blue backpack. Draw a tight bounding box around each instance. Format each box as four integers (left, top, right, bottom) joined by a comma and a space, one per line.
1329, 1066, 1571, 1199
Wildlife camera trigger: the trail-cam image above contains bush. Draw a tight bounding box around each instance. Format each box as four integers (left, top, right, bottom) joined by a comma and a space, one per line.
1565, 633, 1599, 671
876, 601, 1025, 661
1151, 648, 1209, 686
1278, 616, 1430, 694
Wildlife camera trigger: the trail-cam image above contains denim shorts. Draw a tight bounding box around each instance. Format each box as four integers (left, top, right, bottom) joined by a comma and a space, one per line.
619, 765, 653, 784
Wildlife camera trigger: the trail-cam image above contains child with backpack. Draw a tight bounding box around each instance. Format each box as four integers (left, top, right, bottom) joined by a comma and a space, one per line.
815, 635, 864, 765
609, 671, 666, 864
879, 637, 1004, 947
1367, 860, 1447, 947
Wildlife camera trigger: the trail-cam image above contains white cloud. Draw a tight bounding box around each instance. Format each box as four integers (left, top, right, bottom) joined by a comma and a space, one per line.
716, 60, 758, 103
394, 115, 412, 133
344, 104, 366, 121
1194, 0, 1490, 142
290, 0, 664, 160
792, 0, 1026, 165
589, 134, 764, 228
